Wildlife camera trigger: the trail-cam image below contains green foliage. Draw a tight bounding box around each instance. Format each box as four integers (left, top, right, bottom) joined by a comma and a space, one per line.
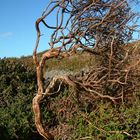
0, 58, 41, 139
0, 54, 140, 139
66, 97, 140, 140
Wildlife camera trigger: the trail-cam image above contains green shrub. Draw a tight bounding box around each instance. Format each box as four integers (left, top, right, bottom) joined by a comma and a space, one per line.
0, 59, 41, 139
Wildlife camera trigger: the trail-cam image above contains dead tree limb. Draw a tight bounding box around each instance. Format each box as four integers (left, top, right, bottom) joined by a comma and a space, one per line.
32, 0, 140, 139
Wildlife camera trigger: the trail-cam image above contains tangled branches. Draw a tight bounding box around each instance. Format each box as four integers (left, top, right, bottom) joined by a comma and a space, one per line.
32, 0, 140, 139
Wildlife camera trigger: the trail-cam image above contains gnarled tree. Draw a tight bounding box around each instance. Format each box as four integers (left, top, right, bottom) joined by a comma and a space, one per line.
32, 0, 140, 139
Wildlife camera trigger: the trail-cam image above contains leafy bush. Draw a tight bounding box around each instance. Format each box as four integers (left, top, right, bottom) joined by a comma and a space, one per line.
66, 96, 140, 140
0, 58, 42, 139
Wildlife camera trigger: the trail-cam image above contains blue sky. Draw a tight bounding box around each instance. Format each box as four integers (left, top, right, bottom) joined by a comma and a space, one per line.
0, 0, 51, 58
0, 1, 140, 58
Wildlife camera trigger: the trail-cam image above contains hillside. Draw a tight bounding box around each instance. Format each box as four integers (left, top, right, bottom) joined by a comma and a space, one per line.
0, 42, 140, 140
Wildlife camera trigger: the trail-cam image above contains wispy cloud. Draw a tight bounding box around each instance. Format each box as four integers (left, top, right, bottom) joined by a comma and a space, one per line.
0, 32, 13, 38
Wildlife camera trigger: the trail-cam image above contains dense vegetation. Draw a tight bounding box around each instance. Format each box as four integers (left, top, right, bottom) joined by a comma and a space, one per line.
0, 58, 41, 139
0, 48, 140, 139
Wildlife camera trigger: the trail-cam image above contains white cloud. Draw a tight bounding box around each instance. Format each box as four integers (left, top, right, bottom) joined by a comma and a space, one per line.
0, 32, 13, 38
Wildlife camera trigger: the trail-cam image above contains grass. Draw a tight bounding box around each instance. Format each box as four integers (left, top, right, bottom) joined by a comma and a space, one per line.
43, 52, 96, 72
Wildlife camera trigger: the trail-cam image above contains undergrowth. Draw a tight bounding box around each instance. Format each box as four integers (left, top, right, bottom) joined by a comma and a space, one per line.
0, 47, 140, 139
43, 88, 140, 140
